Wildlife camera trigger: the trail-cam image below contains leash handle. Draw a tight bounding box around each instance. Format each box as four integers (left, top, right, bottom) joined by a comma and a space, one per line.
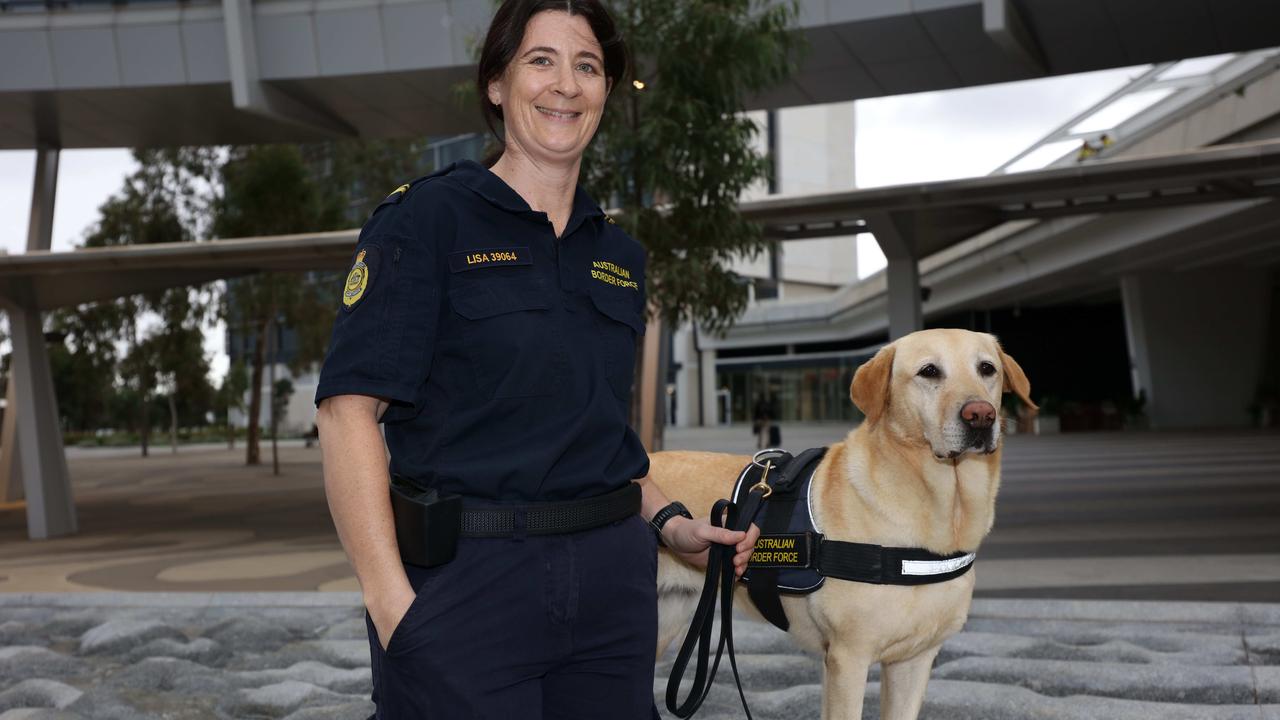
665, 488, 770, 719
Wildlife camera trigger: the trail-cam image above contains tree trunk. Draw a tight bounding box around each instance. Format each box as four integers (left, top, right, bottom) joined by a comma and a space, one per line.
246, 315, 268, 466
168, 393, 178, 454
268, 318, 280, 477
140, 400, 150, 458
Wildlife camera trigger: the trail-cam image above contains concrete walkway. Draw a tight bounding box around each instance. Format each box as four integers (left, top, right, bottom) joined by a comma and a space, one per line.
7, 425, 1276, 600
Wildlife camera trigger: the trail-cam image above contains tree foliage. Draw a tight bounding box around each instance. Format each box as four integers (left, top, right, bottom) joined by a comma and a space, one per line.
583, 0, 802, 334
52, 147, 220, 451
214, 144, 345, 465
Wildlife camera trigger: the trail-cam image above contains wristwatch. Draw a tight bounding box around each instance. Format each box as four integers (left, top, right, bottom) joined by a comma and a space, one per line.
649, 501, 693, 547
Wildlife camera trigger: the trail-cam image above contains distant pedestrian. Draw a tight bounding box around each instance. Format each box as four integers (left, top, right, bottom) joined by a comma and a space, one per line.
753, 394, 773, 449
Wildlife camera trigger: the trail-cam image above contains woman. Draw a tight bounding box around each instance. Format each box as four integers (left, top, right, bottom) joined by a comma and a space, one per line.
314, 1, 760, 718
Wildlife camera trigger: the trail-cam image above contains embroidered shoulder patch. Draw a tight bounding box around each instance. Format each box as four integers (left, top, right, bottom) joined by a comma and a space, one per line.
589, 259, 639, 290
449, 247, 532, 272
342, 245, 378, 310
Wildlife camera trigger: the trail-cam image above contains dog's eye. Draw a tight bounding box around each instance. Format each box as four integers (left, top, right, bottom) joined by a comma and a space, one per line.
979, 361, 997, 377
917, 364, 940, 379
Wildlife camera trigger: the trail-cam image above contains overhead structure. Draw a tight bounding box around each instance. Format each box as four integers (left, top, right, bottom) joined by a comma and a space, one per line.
3, 0, 1280, 148
738, 138, 1280, 339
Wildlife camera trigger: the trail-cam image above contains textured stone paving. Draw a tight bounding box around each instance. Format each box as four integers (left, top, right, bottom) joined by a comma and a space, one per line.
0, 594, 1276, 719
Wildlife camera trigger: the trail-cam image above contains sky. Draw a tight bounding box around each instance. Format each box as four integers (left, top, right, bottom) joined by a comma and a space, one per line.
0, 63, 1152, 385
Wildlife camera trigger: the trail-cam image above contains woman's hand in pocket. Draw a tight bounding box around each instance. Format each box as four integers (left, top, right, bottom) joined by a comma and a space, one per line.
366, 579, 418, 652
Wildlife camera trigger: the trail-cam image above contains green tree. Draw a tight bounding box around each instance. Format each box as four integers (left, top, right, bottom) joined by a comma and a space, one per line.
582, 0, 801, 438
78, 147, 220, 456
215, 144, 344, 467
319, 138, 431, 221
584, 0, 800, 331
46, 302, 124, 432
218, 359, 250, 449
270, 376, 295, 475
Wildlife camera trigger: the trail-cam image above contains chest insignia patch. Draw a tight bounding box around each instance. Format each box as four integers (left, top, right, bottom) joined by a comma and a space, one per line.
449, 247, 532, 272
342, 247, 375, 310
590, 259, 639, 290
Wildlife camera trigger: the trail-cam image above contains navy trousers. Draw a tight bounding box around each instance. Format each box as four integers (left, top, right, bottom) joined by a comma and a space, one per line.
364, 511, 661, 719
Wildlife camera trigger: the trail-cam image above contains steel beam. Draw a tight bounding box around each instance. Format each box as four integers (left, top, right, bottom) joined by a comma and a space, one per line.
221, 0, 355, 137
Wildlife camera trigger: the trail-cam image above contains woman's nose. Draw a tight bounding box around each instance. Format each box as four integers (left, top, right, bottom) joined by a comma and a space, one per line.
554, 66, 582, 97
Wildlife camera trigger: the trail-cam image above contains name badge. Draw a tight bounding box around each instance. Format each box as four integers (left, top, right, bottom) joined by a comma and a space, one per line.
748, 533, 813, 568
449, 247, 532, 272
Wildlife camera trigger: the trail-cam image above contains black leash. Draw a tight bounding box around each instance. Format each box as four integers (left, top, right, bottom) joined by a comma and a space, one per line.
664, 450, 789, 719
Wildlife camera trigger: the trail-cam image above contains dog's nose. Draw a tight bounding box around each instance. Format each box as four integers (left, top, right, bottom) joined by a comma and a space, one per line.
960, 401, 996, 430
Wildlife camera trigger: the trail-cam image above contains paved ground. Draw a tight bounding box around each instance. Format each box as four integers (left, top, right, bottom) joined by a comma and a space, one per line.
0, 426, 1277, 718
2, 426, 1277, 599
0, 593, 1274, 719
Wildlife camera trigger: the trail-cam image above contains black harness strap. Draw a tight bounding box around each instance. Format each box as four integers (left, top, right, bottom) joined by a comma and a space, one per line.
665, 453, 782, 720
745, 447, 827, 631
817, 542, 975, 585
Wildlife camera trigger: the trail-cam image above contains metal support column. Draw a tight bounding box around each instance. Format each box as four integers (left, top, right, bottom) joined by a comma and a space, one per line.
0, 146, 77, 538
1, 146, 59, 503
865, 211, 923, 340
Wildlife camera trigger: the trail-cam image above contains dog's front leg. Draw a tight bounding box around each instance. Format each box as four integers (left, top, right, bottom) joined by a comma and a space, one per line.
879, 645, 942, 720
821, 647, 871, 720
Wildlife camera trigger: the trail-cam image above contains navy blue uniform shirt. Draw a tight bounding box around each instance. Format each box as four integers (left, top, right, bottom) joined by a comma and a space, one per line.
315, 159, 650, 502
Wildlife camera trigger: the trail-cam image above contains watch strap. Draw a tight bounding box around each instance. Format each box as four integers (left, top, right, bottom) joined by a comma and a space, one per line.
649, 501, 693, 546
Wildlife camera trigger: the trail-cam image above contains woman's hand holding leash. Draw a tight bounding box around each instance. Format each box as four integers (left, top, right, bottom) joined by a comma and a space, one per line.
663, 517, 761, 579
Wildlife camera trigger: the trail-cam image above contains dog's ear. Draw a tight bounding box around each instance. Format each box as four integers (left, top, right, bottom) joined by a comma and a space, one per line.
851, 343, 895, 425
999, 348, 1038, 412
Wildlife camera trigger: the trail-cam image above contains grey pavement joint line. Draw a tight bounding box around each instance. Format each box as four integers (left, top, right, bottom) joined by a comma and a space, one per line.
1245, 628, 1263, 711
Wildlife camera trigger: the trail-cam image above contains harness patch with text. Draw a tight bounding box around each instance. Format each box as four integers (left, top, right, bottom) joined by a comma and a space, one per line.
590, 259, 638, 290
749, 533, 814, 568
449, 247, 532, 273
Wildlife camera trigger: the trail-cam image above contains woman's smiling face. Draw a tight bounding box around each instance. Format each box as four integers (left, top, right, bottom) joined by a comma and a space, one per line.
487, 10, 610, 164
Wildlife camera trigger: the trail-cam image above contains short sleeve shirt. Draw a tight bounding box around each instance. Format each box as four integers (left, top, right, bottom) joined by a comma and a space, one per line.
314, 160, 650, 502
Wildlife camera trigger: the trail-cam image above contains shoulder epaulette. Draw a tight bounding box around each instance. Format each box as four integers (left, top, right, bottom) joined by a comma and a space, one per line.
370, 162, 458, 218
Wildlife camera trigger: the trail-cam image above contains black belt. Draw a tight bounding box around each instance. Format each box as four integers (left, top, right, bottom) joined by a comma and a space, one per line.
459, 482, 642, 537
391, 477, 642, 568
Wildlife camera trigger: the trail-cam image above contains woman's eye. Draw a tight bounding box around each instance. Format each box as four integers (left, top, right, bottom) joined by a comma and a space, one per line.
531, 56, 551, 66
577, 63, 598, 74
917, 364, 940, 379
979, 361, 997, 377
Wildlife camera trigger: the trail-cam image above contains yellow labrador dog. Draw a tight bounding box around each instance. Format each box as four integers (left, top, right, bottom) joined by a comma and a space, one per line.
650, 329, 1035, 720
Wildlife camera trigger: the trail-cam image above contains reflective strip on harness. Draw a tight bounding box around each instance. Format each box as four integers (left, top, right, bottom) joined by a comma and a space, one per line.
901, 552, 976, 576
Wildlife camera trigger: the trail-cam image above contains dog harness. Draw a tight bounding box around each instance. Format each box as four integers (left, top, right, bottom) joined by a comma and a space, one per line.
666, 446, 977, 720
734, 446, 977, 632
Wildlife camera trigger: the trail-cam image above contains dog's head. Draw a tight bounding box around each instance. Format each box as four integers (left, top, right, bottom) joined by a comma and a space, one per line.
850, 329, 1035, 460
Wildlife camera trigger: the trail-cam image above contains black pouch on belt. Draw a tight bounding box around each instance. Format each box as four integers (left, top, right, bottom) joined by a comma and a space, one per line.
389, 474, 462, 567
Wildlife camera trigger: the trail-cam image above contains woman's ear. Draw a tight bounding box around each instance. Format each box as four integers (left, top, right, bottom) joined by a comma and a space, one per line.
487, 79, 503, 107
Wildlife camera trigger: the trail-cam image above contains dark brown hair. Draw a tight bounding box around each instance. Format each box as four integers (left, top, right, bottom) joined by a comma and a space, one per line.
476, 0, 628, 155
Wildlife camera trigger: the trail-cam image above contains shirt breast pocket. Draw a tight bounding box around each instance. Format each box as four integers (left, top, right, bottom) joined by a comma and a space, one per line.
448, 280, 565, 400
588, 286, 646, 402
